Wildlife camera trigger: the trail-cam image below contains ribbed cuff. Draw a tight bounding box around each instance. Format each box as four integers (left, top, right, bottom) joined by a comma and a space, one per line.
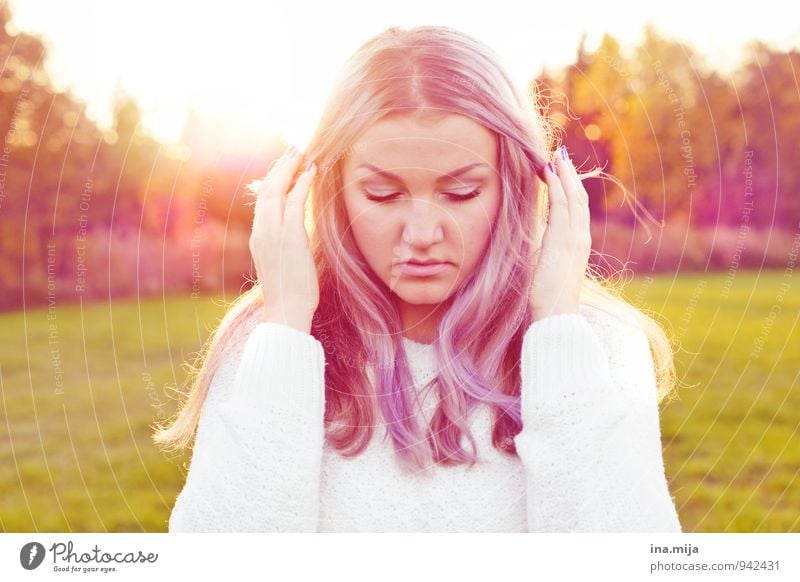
520, 313, 612, 414
228, 322, 326, 419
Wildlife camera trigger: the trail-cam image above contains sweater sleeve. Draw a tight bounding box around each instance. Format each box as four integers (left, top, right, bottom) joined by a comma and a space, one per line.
168, 321, 327, 532
513, 309, 682, 532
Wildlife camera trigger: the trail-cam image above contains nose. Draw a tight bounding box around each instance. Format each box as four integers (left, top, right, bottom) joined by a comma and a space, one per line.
401, 199, 445, 247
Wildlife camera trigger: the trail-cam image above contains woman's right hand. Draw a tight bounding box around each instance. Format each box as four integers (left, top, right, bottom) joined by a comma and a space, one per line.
249, 145, 319, 333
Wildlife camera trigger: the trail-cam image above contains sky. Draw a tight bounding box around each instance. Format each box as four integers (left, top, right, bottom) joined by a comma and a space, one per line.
6, 0, 799, 156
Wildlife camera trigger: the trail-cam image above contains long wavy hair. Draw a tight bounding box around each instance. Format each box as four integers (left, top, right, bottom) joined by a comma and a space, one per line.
153, 25, 678, 474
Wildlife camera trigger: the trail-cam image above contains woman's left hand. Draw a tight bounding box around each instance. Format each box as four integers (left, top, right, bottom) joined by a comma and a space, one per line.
530, 145, 592, 321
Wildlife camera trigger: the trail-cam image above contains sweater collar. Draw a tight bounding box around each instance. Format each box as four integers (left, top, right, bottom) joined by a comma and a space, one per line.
365, 336, 437, 387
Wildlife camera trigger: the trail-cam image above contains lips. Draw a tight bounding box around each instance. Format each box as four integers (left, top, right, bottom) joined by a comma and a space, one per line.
394, 261, 450, 277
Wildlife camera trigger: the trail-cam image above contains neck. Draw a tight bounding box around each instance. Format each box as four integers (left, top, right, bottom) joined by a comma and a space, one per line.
397, 300, 446, 344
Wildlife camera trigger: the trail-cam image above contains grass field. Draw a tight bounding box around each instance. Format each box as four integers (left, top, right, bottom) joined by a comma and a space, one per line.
1, 269, 798, 532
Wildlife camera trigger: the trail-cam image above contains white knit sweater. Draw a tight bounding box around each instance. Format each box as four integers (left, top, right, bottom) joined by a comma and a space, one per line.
168, 304, 682, 532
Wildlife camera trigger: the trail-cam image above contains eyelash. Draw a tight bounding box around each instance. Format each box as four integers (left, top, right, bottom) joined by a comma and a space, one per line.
364, 189, 482, 202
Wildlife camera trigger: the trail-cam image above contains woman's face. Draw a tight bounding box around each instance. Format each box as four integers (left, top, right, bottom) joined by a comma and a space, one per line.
342, 113, 502, 322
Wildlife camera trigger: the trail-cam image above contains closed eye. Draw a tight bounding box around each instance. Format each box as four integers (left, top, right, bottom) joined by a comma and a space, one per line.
364, 189, 482, 202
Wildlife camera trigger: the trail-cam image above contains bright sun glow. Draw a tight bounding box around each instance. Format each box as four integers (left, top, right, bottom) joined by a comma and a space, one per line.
8, 0, 798, 155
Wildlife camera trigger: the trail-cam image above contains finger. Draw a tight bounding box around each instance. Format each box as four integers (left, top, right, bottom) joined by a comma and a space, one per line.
266, 155, 282, 175
559, 146, 592, 254
555, 145, 588, 232
253, 147, 293, 207
284, 161, 317, 237
566, 150, 591, 238
561, 146, 589, 210
543, 160, 568, 230
554, 146, 578, 222
258, 146, 296, 192
262, 146, 303, 229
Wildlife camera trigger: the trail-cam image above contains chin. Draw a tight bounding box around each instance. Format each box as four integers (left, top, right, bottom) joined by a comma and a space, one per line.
388, 278, 456, 304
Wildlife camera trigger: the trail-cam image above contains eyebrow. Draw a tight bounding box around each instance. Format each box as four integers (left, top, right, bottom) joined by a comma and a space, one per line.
355, 162, 488, 184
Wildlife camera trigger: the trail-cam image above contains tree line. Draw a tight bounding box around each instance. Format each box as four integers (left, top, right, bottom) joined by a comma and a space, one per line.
0, 5, 797, 310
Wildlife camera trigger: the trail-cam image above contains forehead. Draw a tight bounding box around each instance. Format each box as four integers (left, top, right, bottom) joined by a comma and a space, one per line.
346, 113, 497, 170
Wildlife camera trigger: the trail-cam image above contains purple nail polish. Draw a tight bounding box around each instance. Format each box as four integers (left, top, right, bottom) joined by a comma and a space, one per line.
547, 161, 555, 174
560, 145, 568, 160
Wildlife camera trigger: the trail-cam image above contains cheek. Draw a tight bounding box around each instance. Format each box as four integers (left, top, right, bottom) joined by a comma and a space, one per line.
457, 206, 496, 261
352, 222, 384, 254
346, 207, 391, 264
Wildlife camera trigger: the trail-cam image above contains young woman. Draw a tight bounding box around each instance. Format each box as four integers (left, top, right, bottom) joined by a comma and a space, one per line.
154, 25, 682, 533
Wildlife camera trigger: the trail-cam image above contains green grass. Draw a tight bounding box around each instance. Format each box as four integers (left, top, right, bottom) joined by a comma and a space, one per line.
0, 293, 230, 532
1, 270, 797, 532
620, 269, 800, 532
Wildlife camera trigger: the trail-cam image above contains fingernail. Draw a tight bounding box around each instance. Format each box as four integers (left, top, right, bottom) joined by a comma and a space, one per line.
560, 145, 568, 160
304, 160, 316, 173
547, 161, 555, 174
286, 145, 297, 158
